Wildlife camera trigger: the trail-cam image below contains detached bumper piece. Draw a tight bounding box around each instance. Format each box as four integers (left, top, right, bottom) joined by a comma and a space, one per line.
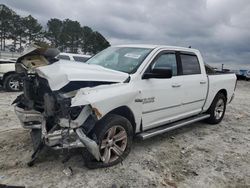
14, 106, 44, 129
76, 128, 100, 161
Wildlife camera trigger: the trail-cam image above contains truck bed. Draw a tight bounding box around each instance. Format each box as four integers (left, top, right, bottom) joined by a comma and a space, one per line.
202, 73, 236, 112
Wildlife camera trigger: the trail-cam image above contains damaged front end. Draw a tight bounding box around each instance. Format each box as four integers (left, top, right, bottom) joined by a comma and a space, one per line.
14, 75, 101, 161
13, 45, 116, 162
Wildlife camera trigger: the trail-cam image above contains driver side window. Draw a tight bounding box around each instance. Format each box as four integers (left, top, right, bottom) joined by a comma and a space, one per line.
152, 53, 177, 76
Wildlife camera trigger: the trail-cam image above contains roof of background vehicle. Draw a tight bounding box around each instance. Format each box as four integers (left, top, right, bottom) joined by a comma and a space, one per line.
59, 52, 91, 57
115, 44, 200, 53
0, 58, 16, 63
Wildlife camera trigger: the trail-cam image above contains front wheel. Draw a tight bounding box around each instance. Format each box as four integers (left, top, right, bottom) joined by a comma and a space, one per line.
86, 114, 133, 168
206, 93, 226, 124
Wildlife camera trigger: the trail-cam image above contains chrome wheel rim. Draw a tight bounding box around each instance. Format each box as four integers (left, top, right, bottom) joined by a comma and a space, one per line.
214, 99, 225, 120
9, 78, 20, 91
100, 125, 127, 163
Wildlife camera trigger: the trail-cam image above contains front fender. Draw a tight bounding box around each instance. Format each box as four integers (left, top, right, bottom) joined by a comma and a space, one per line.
71, 83, 142, 132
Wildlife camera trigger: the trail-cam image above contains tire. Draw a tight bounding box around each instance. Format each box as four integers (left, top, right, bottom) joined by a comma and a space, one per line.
3, 73, 23, 92
84, 114, 133, 168
206, 93, 227, 124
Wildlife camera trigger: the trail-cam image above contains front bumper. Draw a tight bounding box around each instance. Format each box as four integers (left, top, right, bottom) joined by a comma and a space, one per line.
14, 105, 100, 160
14, 106, 44, 129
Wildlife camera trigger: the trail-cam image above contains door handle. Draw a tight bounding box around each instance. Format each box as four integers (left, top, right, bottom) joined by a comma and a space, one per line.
172, 83, 181, 88
200, 81, 207, 84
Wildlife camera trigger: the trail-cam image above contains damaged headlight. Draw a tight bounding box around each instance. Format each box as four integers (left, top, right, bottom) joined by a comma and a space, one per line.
69, 106, 84, 120
56, 93, 84, 120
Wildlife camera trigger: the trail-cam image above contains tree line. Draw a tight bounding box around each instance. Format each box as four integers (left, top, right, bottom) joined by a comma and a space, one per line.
0, 4, 110, 54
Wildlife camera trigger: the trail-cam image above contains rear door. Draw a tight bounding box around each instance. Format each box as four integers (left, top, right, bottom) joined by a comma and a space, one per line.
176, 52, 207, 116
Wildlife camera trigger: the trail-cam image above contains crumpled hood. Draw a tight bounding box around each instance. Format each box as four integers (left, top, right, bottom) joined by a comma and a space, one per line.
36, 60, 129, 91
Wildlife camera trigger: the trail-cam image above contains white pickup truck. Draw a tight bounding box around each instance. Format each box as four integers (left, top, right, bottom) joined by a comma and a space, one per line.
14, 45, 236, 168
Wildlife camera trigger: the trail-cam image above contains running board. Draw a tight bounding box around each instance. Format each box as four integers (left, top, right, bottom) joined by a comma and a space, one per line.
137, 114, 210, 140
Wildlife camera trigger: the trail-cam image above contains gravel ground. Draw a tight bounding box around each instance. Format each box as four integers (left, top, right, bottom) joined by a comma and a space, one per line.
0, 81, 249, 188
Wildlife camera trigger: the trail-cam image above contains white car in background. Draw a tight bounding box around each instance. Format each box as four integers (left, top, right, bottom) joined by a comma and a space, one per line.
0, 58, 22, 91
57, 53, 91, 62
0, 52, 91, 91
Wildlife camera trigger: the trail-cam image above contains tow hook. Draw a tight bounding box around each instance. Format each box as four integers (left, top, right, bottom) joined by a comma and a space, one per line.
76, 128, 100, 161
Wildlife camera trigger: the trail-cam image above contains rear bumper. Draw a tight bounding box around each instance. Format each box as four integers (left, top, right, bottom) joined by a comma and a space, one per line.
14, 106, 44, 129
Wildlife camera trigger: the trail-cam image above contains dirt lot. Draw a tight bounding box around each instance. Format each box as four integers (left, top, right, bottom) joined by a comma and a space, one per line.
0, 81, 249, 188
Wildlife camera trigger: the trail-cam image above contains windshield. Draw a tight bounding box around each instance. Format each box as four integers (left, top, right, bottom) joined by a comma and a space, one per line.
87, 47, 152, 73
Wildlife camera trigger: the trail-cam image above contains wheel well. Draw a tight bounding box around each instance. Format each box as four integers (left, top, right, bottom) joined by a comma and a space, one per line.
2, 72, 17, 88
218, 89, 227, 101
106, 106, 136, 133
2, 71, 16, 82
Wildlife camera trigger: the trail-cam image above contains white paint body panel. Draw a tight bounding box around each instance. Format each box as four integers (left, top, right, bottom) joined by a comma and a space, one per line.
0, 59, 16, 79
203, 74, 236, 111
0, 63, 15, 74
36, 61, 129, 91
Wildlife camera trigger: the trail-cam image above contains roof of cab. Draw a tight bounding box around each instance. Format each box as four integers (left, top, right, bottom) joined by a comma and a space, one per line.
114, 44, 200, 53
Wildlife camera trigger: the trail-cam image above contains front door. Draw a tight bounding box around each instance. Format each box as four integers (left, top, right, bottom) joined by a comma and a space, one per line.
139, 51, 184, 130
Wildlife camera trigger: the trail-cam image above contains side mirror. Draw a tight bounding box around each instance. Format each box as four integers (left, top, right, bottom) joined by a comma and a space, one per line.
142, 67, 172, 79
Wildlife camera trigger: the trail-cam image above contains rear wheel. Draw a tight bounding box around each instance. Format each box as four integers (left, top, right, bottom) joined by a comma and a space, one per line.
85, 114, 133, 168
3, 73, 23, 91
206, 93, 226, 124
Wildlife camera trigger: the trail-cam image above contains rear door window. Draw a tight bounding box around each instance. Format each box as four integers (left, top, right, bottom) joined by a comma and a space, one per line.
180, 54, 201, 75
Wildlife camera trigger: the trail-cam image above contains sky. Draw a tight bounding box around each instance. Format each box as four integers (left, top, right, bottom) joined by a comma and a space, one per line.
1, 0, 250, 69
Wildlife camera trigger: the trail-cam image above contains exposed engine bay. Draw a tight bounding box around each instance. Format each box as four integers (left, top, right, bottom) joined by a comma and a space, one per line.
14, 74, 99, 153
